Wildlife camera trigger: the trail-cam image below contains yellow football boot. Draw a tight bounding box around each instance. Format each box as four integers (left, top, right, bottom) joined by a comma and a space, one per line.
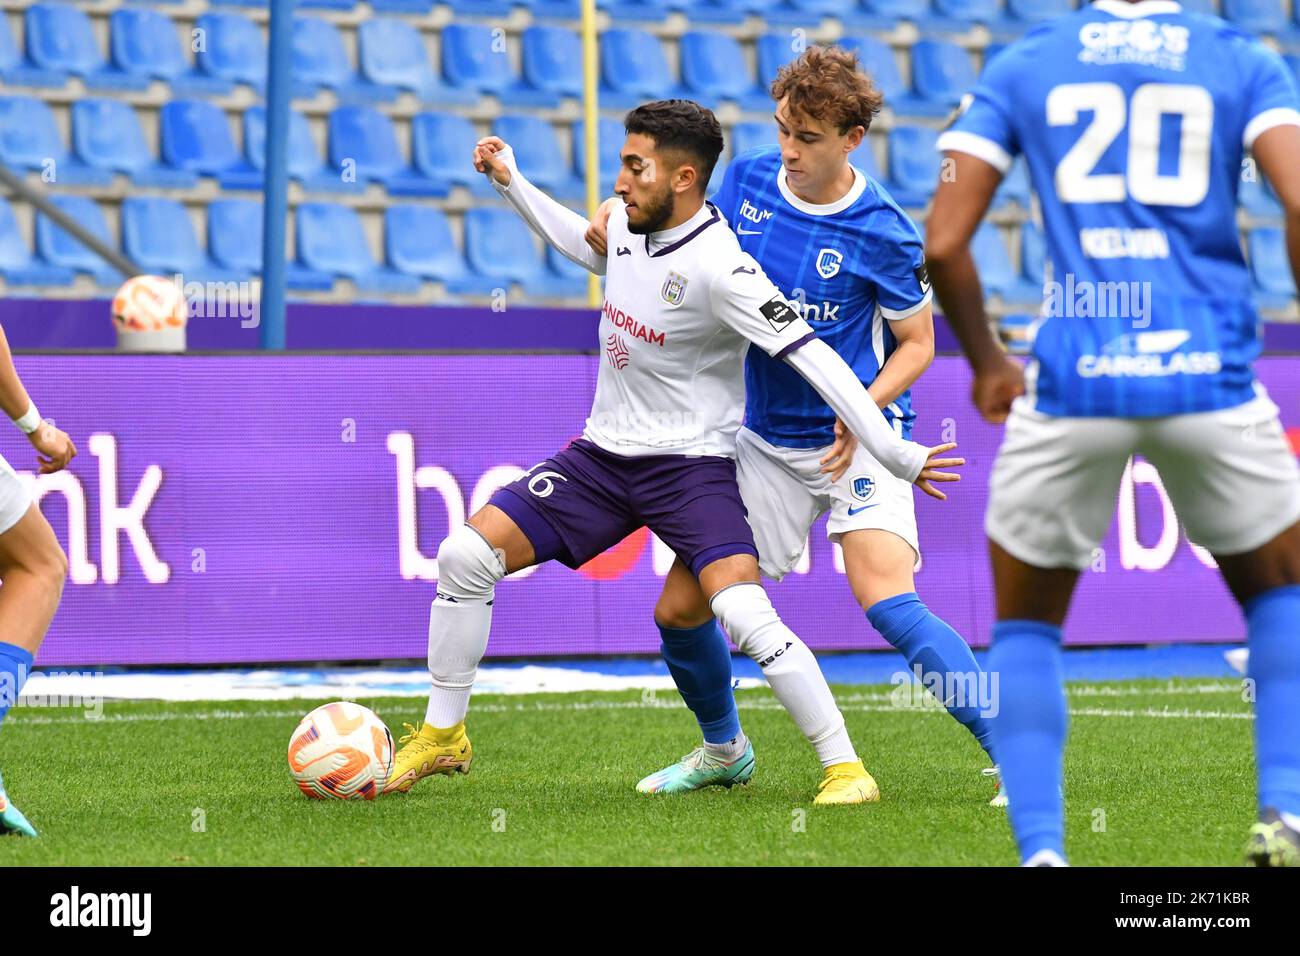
813, 759, 880, 805
383, 721, 473, 794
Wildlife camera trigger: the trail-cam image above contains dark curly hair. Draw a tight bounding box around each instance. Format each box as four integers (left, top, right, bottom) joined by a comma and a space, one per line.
623, 99, 725, 194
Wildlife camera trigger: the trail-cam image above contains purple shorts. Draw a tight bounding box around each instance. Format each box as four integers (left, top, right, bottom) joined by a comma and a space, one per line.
490, 439, 758, 577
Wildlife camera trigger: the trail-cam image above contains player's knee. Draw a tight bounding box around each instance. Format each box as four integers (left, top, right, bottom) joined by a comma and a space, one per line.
709, 582, 787, 660
435, 525, 506, 602
654, 590, 713, 630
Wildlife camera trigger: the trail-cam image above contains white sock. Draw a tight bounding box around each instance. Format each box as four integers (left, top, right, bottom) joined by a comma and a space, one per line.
425, 525, 505, 729
710, 583, 858, 769
1022, 849, 1069, 867
703, 732, 748, 762
1281, 810, 1300, 832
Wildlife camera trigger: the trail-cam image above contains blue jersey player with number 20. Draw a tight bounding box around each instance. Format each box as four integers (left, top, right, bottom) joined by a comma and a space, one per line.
928, 0, 1300, 866
588, 47, 999, 807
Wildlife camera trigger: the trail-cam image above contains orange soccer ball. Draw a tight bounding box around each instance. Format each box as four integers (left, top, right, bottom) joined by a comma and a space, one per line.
287, 702, 394, 801
111, 275, 188, 333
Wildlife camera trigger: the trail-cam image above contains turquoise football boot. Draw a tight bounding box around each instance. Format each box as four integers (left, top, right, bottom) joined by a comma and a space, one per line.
0, 768, 37, 837
636, 741, 756, 794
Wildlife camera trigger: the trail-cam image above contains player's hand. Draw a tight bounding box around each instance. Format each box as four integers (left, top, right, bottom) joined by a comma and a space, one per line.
819, 418, 858, 482
972, 356, 1025, 424
584, 197, 620, 257
914, 442, 963, 501
28, 420, 76, 475
472, 136, 511, 187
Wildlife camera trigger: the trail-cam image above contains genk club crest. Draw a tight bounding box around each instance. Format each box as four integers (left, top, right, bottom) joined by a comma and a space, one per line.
661, 271, 689, 306
852, 475, 876, 501
816, 248, 843, 279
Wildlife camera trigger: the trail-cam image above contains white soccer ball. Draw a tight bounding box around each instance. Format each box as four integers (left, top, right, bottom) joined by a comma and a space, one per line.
287, 702, 394, 801
111, 275, 187, 333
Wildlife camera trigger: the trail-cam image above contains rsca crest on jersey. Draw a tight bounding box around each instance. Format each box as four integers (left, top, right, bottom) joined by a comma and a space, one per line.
816, 248, 843, 279
851, 475, 876, 502
661, 271, 688, 307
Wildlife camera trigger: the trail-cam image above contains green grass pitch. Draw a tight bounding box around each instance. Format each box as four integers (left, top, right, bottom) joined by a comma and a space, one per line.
0, 678, 1255, 866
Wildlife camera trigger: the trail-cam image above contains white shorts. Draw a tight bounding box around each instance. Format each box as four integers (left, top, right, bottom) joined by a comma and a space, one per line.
0, 452, 31, 537
986, 391, 1300, 570
734, 426, 920, 581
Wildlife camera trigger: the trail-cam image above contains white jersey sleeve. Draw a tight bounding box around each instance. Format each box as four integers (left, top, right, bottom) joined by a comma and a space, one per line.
491, 146, 607, 276
706, 252, 817, 359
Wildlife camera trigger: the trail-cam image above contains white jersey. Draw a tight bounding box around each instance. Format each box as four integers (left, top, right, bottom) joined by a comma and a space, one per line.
583, 201, 815, 457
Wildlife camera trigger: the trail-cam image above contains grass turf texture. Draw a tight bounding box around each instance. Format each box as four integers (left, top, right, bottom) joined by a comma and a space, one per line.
0, 678, 1254, 866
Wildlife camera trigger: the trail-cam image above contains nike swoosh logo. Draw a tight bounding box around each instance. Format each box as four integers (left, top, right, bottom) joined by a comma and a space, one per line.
847, 504, 879, 516
732, 266, 756, 275
736, 227, 763, 236
616, 247, 631, 256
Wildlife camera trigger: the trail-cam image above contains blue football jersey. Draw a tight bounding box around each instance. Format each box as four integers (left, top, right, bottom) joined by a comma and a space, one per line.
713, 144, 932, 448
940, 0, 1300, 418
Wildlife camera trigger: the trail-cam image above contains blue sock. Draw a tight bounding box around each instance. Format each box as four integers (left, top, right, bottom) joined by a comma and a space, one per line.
867, 592, 995, 759
658, 619, 741, 745
1246, 585, 1300, 818
988, 620, 1067, 863
0, 641, 34, 731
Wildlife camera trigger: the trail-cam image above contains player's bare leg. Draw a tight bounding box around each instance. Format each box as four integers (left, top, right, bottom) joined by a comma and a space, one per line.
696, 554, 880, 804
385, 505, 536, 793
841, 528, 998, 801
1215, 520, 1300, 867
0, 504, 69, 837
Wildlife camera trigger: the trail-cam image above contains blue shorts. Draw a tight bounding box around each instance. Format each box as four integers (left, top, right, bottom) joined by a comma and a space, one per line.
490, 439, 758, 577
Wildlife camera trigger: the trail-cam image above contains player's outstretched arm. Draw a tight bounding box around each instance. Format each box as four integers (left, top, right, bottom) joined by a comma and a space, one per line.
1253, 124, 1300, 303
0, 324, 75, 474
925, 151, 1023, 424
473, 137, 607, 276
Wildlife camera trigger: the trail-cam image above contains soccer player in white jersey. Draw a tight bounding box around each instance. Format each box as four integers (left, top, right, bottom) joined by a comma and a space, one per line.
384, 100, 963, 798
926, 0, 1300, 865
0, 324, 76, 836
586, 48, 1001, 805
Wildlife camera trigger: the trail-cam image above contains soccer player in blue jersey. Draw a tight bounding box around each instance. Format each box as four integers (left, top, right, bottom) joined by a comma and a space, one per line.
587, 47, 999, 805
0, 323, 76, 836
926, 0, 1300, 865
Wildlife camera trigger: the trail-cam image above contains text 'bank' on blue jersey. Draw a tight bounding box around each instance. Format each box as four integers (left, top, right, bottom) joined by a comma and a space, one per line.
939, 0, 1300, 418
713, 144, 932, 448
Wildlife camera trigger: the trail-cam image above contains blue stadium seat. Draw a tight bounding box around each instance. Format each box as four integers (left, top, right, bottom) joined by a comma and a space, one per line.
194, 12, 266, 89
244, 106, 359, 194
409, 112, 489, 194
0, 199, 76, 286
493, 115, 584, 200
1005, 0, 1073, 23
973, 223, 1042, 303
679, 0, 751, 24
441, 23, 559, 107
370, 0, 433, 11
600, 29, 684, 108
1239, 172, 1282, 218
886, 125, 940, 207
384, 204, 496, 294
296, 202, 420, 293
769, 0, 856, 23
933, 0, 1005, 25
993, 156, 1031, 209
463, 207, 549, 291
1222, 0, 1289, 35
731, 121, 778, 160
680, 32, 766, 110
543, 244, 591, 299
110, 8, 233, 95
445, 0, 517, 15
520, 0, 584, 19
522, 26, 583, 99
756, 33, 797, 92
573, 117, 625, 196
35, 196, 120, 284
207, 198, 336, 289
853, 136, 887, 181
121, 196, 228, 280
328, 106, 447, 196
1249, 228, 1297, 310
160, 100, 261, 188
356, 19, 477, 105
844, 0, 932, 29
1019, 220, 1046, 287
0, 96, 112, 185
292, 17, 395, 102
299, 0, 360, 8
603, 0, 671, 23
840, 36, 950, 117
24, 3, 148, 90
0, 10, 64, 87
911, 39, 977, 108
72, 99, 198, 189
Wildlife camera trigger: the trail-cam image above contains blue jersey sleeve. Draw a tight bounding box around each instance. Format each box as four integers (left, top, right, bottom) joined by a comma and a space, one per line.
1240, 39, 1300, 147
936, 45, 1024, 174
869, 207, 932, 319
712, 158, 741, 226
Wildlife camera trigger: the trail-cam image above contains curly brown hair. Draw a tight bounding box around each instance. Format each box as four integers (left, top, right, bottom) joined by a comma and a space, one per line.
770, 45, 885, 135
